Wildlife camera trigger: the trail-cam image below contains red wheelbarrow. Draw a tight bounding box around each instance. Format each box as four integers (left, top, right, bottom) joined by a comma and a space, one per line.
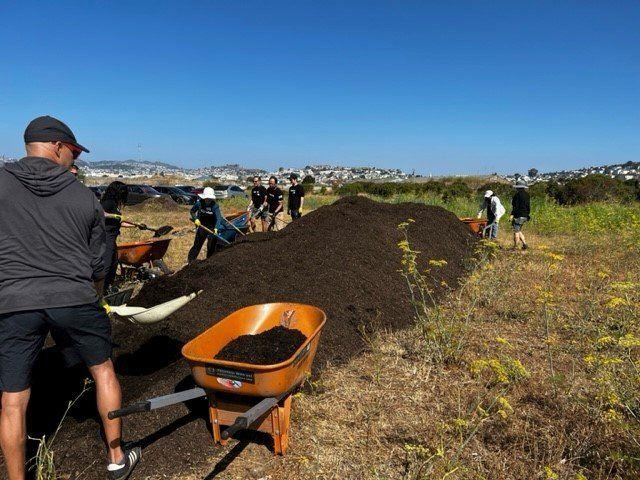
109, 303, 326, 455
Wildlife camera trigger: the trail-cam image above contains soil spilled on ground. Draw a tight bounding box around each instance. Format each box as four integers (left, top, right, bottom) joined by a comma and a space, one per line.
215, 326, 307, 365
28, 196, 477, 478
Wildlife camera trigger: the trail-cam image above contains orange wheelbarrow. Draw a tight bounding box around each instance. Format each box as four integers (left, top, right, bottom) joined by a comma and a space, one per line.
109, 303, 326, 455
116, 237, 173, 280
460, 217, 489, 237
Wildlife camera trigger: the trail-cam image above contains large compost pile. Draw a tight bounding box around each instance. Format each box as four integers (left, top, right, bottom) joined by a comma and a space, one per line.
27, 196, 477, 478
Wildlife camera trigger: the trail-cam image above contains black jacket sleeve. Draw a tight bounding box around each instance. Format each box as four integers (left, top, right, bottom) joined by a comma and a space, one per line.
90, 200, 107, 281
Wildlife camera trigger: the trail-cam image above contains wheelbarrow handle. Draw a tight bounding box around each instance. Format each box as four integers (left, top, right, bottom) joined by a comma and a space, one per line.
221, 417, 248, 440
108, 401, 151, 419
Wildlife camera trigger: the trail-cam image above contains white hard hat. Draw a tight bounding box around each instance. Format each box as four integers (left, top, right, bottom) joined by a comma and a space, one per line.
199, 187, 215, 199
484, 190, 493, 198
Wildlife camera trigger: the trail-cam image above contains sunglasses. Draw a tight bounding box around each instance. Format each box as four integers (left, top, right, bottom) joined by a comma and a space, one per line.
62, 142, 82, 160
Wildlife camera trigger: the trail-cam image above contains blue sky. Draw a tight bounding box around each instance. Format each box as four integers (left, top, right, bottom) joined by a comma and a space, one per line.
1, 1, 638, 175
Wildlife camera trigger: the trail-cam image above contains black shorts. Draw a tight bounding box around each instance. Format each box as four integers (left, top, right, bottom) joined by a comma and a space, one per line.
0, 302, 112, 392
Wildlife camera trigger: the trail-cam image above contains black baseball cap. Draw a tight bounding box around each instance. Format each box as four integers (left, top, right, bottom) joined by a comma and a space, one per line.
24, 115, 89, 153
289, 173, 299, 180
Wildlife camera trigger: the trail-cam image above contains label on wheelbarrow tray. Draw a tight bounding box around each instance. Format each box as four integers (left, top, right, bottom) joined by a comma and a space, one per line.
206, 366, 255, 384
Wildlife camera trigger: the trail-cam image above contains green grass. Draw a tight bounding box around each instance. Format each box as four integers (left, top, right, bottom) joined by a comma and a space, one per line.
362, 193, 640, 237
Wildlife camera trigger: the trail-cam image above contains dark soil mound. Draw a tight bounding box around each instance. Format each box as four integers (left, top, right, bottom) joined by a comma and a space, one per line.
215, 326, 307, 365
128, 196, 182, 212
32, 196, 477, 478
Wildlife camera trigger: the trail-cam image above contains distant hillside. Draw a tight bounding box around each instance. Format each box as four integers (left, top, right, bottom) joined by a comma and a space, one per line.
82, 159, 181, 170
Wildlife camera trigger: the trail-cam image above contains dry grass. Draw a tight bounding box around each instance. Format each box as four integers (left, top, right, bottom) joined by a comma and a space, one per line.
114, 198, 639, 479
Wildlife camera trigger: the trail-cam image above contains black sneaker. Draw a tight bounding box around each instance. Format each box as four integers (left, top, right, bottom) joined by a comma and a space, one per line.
108, 447, 141, 480
522, 243, 528, 250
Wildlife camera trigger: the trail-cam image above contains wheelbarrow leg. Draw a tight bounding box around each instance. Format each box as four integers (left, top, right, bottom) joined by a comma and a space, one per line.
208, 395, 228, 447
152, 259, 173, 275
273, 394, 292, 455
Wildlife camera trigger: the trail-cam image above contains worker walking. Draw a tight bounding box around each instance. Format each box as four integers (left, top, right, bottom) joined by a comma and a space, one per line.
287, 173, 305, 220
477, 190, 505, 239
247, 176, 268, 232
188, 187, 223, 262
264, 176, 284, 231
510, 179, 531, 249
101, 181, 141, 293
0, 116, 140, 480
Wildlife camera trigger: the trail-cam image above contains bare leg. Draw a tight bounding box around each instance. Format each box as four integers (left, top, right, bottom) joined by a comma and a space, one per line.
88, 360, 124, 464
261, 218, 268, 232
517, 231, 527, 247
0, 389, 30, 480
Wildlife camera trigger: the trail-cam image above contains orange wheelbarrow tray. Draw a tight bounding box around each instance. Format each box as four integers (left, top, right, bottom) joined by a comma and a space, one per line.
117, 238, 172, 266
459, 217, 489, 237
108, 303, 326, 446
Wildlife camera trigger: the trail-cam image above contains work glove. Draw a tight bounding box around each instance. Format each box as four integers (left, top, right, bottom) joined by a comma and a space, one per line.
477, 213, 482, 219
509, 215, 514, 222
194, 219, 201, 227
214, 228, 219, 235
99, 298, 111, 314
137, 223, 147, 230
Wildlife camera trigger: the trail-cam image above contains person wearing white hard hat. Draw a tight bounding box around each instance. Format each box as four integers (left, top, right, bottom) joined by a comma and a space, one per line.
187, 187, 223, 262
477, 189, 505, 239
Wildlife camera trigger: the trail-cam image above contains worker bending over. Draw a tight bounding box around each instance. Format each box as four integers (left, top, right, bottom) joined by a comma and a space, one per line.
287, 173, 305, 220
247, 176, 268, 232
264, 176, 284, 231
188, 187, 223, 262
477, 190, 505, 239
0, 116, 139, 480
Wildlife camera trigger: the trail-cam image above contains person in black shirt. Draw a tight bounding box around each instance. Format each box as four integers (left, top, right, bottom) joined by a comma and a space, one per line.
264, 176, 284, 231
510, 179, 531, 249
100, 181, 140, 292
188, 187, 223, 262
287, 173, 305, 220
247, 176, 268, 232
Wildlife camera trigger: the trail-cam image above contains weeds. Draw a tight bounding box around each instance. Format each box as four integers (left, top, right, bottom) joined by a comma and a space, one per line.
397, 220, 466, 364
27, 379, 93, 480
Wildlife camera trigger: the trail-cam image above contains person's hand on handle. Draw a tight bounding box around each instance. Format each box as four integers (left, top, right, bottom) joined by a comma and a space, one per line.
194, 219, 201, 227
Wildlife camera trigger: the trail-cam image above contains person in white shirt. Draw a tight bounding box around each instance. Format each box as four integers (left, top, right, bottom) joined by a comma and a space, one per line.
477, 190, 505, 239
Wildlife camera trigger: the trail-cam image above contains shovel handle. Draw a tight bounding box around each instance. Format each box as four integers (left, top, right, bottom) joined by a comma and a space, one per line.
108, 401, 151, 419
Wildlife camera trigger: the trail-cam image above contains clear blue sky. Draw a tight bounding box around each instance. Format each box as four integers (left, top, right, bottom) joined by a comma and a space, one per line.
1, 1, 638, 175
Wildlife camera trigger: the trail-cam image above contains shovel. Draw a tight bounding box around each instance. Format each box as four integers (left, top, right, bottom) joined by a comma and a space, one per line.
196, 223, 232, 246
106, 213, 173, 237
221, 213, 246, 237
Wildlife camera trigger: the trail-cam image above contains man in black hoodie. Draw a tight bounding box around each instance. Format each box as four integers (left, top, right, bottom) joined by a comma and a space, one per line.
0, 116, 139, 480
